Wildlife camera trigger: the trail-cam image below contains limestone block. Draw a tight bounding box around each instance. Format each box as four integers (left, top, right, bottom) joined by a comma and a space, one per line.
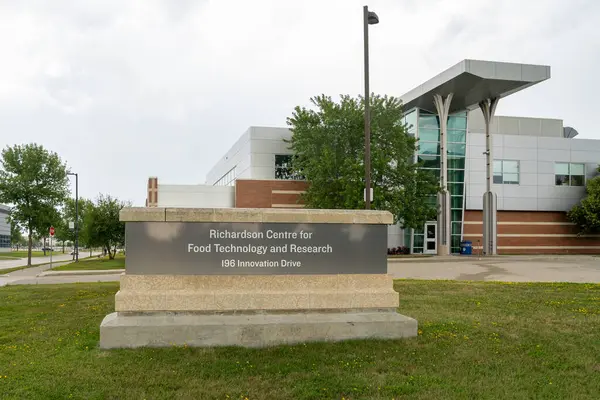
120, 207, 165, 222
99, 310, 419, 349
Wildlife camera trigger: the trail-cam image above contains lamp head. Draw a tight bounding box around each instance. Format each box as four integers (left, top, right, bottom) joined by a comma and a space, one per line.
368, 11, 379, 24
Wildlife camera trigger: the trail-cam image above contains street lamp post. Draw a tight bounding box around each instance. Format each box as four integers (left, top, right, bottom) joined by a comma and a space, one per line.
363, 5, 379, 210
68, 172, 79, 262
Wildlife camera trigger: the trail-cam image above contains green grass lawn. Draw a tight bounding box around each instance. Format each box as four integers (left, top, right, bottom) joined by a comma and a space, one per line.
0, 280, 599, 399
51, 254, 125, 271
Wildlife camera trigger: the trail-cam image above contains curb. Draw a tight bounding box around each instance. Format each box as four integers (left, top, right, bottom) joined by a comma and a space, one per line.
38, 269, 125, 277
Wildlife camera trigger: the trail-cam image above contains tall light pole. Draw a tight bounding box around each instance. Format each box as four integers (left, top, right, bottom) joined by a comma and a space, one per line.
68, 172, 79, 262
363, 5, 379, 209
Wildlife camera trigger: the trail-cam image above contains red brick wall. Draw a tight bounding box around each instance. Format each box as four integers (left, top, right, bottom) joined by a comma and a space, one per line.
463, 210, 600, 254
146, 177, 158, 207
235, 180, 308, 208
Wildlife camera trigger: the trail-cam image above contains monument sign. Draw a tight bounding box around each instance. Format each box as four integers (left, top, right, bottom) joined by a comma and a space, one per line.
99, 208, 418, 349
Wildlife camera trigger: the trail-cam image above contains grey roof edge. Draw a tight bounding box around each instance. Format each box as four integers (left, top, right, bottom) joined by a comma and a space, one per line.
400, 59, 551, 111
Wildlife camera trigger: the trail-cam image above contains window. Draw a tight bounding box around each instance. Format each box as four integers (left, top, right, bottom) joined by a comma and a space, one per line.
0, 234, 9, 248
555, 163, 585, 186
493, 160, 519, 185
214, 167, 236, 186
404, 110, 417, 134
275, 155, 304, 180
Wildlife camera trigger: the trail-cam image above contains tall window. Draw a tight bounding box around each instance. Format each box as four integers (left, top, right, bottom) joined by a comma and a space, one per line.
0, 234, 9, 248
493, 160, 519, 184
555, 163, 585, 186
275, 155, 303, 180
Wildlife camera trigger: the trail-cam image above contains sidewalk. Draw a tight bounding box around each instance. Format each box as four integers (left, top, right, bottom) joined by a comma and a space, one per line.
0, 252, 105, 286
0, 252, 85, 272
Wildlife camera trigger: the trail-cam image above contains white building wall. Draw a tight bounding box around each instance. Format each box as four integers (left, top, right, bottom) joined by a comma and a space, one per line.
249, 127, 293, 179
387, 224, 404, 249
466, 132, 600, 212
467, 111, 563, 137
158, 185, 234, 208
205, 128, 252, 185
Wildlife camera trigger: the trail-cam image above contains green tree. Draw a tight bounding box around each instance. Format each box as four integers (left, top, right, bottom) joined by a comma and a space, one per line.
286, 94, 439, 229
0, 144, 70, 265
10, 222, 23, 251
84, 194, 130, 259
567, 167, 600, 234
55, 197, 91, 255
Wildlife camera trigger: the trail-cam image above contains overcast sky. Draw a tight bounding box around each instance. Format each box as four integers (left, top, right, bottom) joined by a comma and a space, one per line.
1, 0, 599, 206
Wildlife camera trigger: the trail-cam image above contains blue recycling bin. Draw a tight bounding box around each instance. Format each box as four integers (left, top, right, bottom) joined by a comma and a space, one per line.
460, 240, 472, 255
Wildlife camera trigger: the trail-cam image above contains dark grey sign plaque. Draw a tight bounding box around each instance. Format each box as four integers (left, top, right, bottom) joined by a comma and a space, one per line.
125, 222, 387, 275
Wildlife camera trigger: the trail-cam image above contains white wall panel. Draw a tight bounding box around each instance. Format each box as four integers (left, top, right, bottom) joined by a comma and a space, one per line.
503, 146, 537, 160
519, 173, 538, 186
504, 197, 536, 210
158, 185, 234, 208
504, 185, 537, 198
537, 149, 569, 162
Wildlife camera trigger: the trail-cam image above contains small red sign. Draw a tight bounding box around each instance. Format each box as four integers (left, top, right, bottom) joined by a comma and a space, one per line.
49, 226, 55, 237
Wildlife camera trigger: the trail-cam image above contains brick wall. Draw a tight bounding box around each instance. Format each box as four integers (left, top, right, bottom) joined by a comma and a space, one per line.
146, 177, 158, 207
235, 180, 308, 208
463, 210, 600, 254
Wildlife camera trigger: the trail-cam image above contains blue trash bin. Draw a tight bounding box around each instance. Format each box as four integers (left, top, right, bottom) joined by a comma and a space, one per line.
460, 240, 472, 255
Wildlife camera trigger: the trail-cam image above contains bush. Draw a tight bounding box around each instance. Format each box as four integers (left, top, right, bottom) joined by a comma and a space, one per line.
387, 246, 410, 255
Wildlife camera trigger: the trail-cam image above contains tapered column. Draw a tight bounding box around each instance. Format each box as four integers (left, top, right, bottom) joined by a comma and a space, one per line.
433, 93, 453, 256
479, 97, 499, 255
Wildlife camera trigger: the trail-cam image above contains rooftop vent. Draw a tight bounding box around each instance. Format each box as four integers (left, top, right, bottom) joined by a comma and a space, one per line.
563, 127, 579, 139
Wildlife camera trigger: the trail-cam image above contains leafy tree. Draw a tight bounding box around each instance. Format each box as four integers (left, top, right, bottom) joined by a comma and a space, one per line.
567, 167, 600, 234
0, 144, 69, 265
55, 197, 92, 255
10, 222, 23, 251
286, 94, 439, 229
84, 194, 130, 259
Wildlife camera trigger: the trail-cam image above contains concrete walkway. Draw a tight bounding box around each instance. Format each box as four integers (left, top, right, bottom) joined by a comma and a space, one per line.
388, 254, 600, 283
0, 252, 92, 271
0, 252, 105, 286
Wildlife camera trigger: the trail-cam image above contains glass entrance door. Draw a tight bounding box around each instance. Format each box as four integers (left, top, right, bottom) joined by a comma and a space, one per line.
424, 222, 437, 254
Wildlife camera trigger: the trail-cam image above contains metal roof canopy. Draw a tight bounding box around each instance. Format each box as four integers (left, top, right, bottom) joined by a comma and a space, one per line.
400, 59, 551, 114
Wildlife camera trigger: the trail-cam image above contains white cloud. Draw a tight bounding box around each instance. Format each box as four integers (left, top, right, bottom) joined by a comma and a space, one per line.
0, 0, 598, 205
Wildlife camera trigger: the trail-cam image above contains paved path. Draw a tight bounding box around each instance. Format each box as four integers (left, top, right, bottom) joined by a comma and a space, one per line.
388, 255, 600, 283
0, 252, 104, 287
0, 252, 84, 271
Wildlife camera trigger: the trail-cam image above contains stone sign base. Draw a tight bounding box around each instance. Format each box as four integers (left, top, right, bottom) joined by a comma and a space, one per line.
99, 309, 417, 349
99, 273, 418, 349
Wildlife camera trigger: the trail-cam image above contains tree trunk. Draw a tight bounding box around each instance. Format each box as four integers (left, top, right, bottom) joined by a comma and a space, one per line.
108, 245, 115, 260
27, 226, 33, 267
62, 241, 65, 254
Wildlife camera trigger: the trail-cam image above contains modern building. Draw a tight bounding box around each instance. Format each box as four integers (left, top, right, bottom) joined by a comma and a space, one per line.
0, 205, 11, 252
146, 59, 600, 255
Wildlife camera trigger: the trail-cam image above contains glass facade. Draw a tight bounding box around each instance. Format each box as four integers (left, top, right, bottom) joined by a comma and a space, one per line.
410, 109, 467, 254
447, 111, 467, 254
